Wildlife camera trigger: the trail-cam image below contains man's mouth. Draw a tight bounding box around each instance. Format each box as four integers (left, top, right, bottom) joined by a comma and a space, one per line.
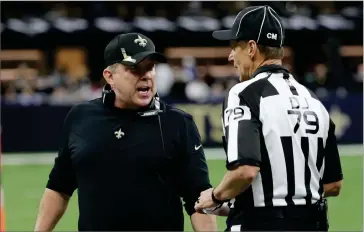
137, 87, 150, 93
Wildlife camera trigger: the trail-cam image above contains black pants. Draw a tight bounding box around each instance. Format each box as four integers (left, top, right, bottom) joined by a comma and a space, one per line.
226, 204, 328, 231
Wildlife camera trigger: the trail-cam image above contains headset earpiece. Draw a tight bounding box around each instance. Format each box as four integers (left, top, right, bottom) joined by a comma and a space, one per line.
102, 84, 115, 105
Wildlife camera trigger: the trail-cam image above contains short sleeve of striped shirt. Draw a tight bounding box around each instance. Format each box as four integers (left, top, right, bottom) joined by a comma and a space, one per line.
222, 83, 262, 170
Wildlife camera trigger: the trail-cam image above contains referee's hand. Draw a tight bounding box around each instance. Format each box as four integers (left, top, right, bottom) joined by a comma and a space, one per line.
194, 188, 218, 212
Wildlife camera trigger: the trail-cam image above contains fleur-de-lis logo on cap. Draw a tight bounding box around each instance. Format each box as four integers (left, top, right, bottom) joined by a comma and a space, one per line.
134, 35, 147, 47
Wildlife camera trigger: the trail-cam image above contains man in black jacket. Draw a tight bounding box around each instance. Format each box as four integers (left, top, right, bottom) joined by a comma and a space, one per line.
34, 33, 217, 231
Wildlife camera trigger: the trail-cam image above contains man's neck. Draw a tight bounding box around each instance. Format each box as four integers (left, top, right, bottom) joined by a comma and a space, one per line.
255, 59, 282, 70
114, 99, 139, 110
249, 59, 282, 77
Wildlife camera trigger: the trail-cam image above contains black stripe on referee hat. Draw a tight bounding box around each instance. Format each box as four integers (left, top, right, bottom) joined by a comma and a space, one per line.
212, 5, 285, 48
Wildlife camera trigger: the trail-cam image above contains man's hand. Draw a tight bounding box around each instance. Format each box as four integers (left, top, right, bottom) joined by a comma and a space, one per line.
194, 188, 219, 212
190, 212, 217, 231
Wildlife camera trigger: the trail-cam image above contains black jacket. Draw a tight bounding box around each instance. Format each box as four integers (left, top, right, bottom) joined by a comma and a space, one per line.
46, 97, 212, 231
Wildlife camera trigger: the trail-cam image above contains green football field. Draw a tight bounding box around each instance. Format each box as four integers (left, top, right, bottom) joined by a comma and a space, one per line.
2, 156, 363, 231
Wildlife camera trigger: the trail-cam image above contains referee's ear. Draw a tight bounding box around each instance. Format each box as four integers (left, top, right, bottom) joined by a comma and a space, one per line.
247, 40, 258, 60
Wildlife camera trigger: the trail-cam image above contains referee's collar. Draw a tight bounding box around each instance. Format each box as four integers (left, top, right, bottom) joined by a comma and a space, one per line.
251, 64, 289, 79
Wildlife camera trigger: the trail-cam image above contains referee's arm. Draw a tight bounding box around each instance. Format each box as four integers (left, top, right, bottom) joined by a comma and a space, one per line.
180, 116, 217, 231
213, 90, 261, 202
322, 119, 343, 197
35, 110, 77, 231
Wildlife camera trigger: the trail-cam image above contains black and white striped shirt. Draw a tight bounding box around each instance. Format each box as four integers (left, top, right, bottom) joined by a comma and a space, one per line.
222, 65, 343, 211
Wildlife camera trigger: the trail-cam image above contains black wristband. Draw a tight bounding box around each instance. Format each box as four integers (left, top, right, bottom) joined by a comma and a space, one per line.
211, 188, 225, 204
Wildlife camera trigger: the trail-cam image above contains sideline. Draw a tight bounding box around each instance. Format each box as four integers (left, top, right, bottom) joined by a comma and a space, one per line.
2, 145, 363, 166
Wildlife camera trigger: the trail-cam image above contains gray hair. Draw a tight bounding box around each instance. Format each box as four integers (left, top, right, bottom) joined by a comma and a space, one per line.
106, 63, 119, 73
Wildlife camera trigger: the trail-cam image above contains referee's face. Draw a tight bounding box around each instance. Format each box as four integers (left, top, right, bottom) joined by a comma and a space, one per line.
106, 59, 157, 109
230, 41, 252, 82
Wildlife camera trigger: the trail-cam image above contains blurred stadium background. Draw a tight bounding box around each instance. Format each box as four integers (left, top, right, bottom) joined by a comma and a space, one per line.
0, 1, 363, 231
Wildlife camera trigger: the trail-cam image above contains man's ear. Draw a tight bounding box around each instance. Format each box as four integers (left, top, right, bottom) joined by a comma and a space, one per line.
247, 40, 257, 58
103, 69, 114, 86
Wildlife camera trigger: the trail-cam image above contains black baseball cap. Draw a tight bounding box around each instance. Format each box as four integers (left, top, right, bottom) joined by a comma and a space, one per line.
104, 33, 167, 67
212, 5, 285, 48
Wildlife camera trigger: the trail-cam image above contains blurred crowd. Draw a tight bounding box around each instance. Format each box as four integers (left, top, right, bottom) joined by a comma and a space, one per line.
1, 1, 363, 36
1, 1, 363, 106
1, 59, 240, 105
1, 62, 103, 106
1, 56, 362, 106
2, 1, 362, 27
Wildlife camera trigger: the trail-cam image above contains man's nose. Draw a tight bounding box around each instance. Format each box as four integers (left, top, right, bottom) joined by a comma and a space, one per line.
141, 70, 153, 80
228, 51, 234, 63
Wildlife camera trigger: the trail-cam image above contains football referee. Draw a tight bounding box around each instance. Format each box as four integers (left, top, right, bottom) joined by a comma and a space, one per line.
195, 5, 343, 231
34, 33, 217, 231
